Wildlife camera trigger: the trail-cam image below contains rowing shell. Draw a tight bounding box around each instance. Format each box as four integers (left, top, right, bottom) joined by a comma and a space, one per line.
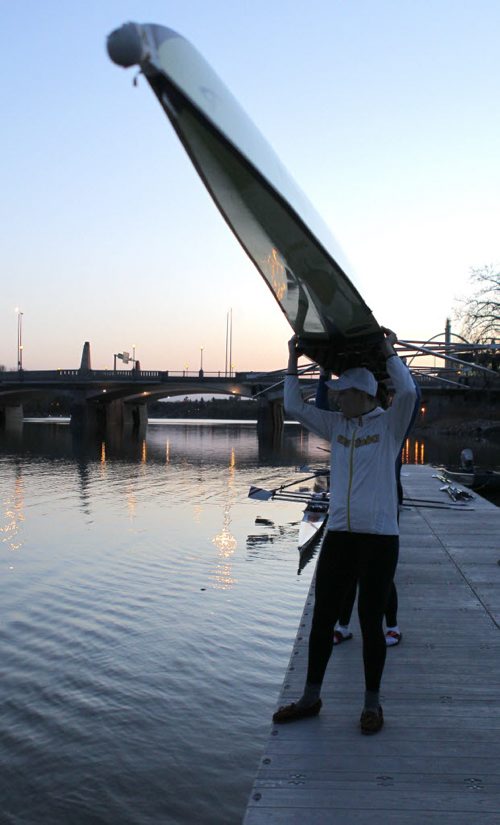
298, 497, 328, 556
107, 23, 385, 374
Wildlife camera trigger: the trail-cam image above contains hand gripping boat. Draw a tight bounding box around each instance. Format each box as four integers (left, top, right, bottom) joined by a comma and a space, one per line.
107, 23, 385, 373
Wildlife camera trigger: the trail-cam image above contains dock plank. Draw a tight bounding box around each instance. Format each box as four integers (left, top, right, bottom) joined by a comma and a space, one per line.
243, 465, 499, 824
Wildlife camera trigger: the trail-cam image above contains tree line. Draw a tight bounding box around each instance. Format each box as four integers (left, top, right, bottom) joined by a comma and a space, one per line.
21, 395, 259, 420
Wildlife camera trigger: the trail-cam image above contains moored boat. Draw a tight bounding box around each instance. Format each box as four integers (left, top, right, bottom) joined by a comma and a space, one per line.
298, 493, 329, 556
443, 468, 500, 492
442, 449, 500, 492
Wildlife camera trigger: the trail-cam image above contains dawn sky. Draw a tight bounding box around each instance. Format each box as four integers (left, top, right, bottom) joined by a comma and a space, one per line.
2, 0, 499, 372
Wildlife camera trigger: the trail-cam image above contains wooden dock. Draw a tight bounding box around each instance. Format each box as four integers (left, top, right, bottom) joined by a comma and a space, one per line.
243, 465, 500, 824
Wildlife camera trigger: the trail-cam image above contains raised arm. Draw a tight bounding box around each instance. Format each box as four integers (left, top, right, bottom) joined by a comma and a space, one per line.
381, 328, 418, 445
284, 337, 336, 440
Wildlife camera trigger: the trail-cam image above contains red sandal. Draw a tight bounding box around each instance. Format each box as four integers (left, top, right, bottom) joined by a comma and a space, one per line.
385, 630, 402, 647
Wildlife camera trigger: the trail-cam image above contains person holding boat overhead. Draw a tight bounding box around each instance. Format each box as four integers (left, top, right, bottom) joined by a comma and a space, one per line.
316, 373, 421, 648
274, 328, 416, 734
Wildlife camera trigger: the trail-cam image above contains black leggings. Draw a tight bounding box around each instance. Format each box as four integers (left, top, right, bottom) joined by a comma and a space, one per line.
339, 579, 398, 628
307, 531, 399, 692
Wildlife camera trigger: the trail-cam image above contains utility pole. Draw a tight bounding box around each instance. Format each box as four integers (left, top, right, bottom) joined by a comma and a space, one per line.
15, 308, 24, 370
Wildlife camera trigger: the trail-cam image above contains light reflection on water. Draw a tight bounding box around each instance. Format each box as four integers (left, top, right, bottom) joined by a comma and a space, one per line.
0, 420, 498, 824
1, 468, 25, 555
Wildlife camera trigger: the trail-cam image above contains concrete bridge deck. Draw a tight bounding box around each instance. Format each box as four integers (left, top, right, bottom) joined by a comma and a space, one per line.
243, 465, 499, 824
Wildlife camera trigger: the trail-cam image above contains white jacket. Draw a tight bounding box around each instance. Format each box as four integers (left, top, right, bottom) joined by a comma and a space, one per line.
284, 356, 417, 536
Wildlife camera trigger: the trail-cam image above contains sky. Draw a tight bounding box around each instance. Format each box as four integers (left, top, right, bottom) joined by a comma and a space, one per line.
1, 0, 499, 373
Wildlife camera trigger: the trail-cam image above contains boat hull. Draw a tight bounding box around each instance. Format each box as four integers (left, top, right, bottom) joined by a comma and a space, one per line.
298, 495, 328, 555
445, 469, 500, 492
108, 23, 385, 374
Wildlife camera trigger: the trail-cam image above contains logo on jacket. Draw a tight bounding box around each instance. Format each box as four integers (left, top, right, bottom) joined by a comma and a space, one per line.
337, 434, 380, 448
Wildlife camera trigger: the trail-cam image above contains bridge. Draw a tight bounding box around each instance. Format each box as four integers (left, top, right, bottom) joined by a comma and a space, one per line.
1, 341, 498, 436
0, 367, 297, 434
0, 341, 308, 435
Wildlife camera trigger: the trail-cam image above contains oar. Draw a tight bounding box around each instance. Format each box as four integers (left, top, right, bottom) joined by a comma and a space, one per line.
248, 470, 329, 501
412, 372, 471, 389
398, 341, 500, 378
432, 472, 453, 483
403, 496, 471, 506
275, 494, 323, 503
251, 362, 319, 398
401, 503, 475, 511
248, 486, 325, 503
441, 485, 474, 502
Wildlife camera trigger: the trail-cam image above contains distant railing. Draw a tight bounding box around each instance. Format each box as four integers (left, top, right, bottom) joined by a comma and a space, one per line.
0, 369, 264, 382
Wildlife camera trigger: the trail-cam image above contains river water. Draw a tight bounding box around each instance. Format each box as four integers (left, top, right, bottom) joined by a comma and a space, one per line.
0, 420, 498, 824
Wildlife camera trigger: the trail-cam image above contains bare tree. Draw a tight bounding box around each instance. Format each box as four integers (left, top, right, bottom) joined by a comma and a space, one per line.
454, 265, 500, 343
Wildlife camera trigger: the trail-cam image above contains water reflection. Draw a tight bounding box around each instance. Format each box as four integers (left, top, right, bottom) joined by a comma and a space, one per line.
245, 520, 301, 560
0, 418, 498, 825
0, 464, 24, 554
211, 447, 237, 589
402, 437, 426, 465
126, 482, 137, 521
76, 458, 92, 517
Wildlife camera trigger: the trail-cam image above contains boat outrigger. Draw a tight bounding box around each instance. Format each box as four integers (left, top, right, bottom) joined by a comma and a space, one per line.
249, 464, 478, 571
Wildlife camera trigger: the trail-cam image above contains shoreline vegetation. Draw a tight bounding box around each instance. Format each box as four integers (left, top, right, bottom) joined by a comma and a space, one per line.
415, 419, 500, 440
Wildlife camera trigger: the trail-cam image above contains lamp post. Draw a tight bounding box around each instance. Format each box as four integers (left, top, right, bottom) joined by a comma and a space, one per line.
132, 343, 136, 365
15, 308, 23, 371
225, 308, 233, 376
199, 346, 204, 378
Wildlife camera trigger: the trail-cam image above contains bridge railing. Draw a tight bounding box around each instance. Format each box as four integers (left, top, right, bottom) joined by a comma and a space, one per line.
0, 369, 260, 382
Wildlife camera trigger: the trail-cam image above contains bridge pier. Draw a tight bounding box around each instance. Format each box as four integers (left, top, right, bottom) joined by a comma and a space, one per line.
70, 395, 99, 432
70, 395, 147, 436
105, 400, 147, 433
256, 398, 284, 440
0, 404, 23, 431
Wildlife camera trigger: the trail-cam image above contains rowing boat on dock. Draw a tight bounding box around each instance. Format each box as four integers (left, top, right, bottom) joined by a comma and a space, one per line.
297, 494, 329, 556
248, 470, 330, 569
442, 467, 500, 492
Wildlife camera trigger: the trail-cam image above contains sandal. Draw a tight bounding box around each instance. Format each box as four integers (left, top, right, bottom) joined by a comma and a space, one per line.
385, 630, 402, 647
272, 699, 322, 724
360, 706, 384, 735
333, 630, 353, 646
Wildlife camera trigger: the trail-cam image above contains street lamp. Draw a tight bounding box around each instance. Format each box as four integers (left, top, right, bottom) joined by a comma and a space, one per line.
15, 308, 23, 370
199, 346, 204, 378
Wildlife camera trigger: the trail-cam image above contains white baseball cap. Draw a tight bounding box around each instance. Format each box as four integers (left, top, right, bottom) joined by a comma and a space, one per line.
327, 367, 378, 397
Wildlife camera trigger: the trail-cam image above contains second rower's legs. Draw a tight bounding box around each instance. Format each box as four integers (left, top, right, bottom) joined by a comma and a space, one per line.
357, 535, 399, 709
